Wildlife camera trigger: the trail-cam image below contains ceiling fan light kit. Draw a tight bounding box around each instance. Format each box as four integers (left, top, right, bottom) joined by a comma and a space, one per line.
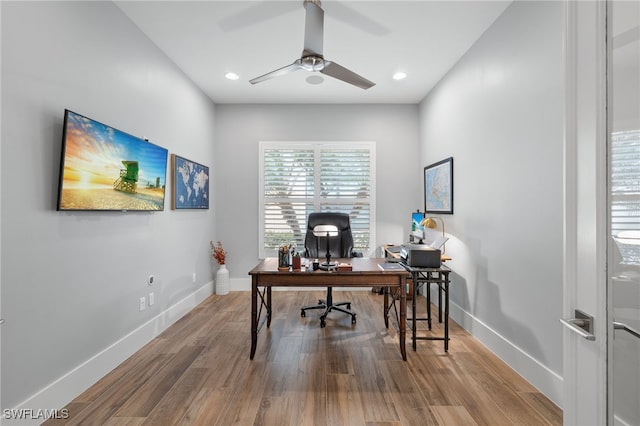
249, 0, 375, 90
306, 75, 325, 85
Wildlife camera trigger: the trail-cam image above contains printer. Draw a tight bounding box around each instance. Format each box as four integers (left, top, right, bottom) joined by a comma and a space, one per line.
400, 244, 441, 268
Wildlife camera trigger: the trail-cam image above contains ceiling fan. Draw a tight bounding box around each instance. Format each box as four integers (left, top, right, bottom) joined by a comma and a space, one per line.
249, 0, 375, 90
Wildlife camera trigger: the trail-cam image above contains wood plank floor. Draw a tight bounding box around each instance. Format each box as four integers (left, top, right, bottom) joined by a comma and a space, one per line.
44, 291, 562, 426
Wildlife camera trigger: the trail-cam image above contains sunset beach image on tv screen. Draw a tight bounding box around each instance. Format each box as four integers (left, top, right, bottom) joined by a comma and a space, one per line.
57, 110, 168, 211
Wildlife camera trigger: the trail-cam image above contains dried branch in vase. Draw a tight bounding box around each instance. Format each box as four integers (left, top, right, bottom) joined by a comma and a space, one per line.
210, 240, 227, 265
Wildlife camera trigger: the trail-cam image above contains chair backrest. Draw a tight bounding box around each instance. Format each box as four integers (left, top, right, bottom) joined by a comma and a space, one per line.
304, 212, 354, 258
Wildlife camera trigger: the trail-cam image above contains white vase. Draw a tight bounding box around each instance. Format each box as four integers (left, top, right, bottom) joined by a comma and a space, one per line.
215, 264, 229, 295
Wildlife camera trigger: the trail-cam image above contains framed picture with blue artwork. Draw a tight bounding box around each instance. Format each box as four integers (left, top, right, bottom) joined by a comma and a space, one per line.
171, 154, 209, 209
424, 157, 453, 214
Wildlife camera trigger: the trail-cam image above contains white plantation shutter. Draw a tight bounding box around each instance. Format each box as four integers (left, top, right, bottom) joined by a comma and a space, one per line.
259, 142, 376, 258
611, 130, 640, 264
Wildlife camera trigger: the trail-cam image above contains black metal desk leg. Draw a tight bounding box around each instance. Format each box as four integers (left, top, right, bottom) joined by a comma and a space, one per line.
444, 277, 450, 352
438, 277, 443, 323
426, 275, 432, 330
412, 273, 418, 351
266, 286, 272, 327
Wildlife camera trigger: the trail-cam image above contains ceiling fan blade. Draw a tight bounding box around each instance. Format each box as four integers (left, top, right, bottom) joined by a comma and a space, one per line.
302, 0, 324, 56
218, 2, 296, 32
324, 2, 390, 36
250, 60, 302, 85
320, 61, 375, 90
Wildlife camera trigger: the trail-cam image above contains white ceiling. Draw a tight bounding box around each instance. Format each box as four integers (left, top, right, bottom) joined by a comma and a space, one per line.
115, 1, 511, 104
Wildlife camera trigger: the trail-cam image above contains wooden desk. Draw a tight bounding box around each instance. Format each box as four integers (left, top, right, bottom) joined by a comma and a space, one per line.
248, 257, 410, 361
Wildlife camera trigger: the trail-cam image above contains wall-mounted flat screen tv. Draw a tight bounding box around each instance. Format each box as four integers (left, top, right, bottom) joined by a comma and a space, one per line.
57, 110, 169, 211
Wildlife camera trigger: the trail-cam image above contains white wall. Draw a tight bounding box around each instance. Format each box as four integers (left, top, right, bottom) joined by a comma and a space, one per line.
214, 104, 421, 283
1, 1, 216, 413
419, 1, 565, 404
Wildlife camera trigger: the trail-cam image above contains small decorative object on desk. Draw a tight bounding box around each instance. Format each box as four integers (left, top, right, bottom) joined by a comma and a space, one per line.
210, 240, 229, 295
337, 262, 352, 271
292, 252, 301, 271
278, 244, 291, 271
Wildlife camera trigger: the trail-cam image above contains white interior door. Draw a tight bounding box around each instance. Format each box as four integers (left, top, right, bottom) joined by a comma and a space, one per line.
609, 1, 640, 425
562, 1, 608, 425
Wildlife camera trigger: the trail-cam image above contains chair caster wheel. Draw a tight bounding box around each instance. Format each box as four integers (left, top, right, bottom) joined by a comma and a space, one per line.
347, 304, 351, 309
351, 316, 357, 324
301, 310, 306, 317
320, 318, 326, 328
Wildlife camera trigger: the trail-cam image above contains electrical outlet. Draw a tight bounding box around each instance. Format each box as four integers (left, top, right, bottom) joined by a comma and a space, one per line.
139, 297, 146, 312
192, 272, 196, 283
148, 292, 155, 307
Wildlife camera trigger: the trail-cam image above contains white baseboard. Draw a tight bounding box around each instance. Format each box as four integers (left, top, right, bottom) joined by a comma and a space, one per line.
4, 282, 214, 426
444, 296, 564, 408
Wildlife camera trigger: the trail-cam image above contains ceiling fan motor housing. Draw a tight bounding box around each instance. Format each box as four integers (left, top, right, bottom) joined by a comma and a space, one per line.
300, 55, 325, 72
304, 0, 322, 8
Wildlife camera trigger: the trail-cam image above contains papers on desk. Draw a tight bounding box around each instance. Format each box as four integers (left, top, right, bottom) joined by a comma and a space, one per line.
429, 235, 449, 250
378, 262, 406, 271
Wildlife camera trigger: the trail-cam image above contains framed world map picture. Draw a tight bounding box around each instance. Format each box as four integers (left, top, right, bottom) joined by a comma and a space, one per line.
171, 154, 209, 209
424, 157, 453, 214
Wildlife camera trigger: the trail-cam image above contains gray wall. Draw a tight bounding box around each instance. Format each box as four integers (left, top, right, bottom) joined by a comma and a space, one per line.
419, 1, 564, 401
214, 104, 421, 280
0, 0, 567, 414
1, 2, 216, 410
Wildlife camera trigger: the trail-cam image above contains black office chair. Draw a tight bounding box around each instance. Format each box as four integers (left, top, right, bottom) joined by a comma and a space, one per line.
300, 212, 361, 327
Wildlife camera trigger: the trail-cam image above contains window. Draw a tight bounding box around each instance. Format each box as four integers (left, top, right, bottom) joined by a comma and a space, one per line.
611, 130, 640, 264
259, 142, 376, 258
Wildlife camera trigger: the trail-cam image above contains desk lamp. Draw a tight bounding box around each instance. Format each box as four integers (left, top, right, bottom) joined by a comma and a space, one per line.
421, 216, 446, 255
313, 224, 339, 270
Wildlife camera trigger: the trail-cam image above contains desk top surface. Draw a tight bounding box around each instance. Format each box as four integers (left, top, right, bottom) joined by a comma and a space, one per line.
249, 257, 410, 276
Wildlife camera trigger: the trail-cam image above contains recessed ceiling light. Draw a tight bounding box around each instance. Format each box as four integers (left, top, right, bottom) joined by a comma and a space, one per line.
225, 72, 239, 80
393, 72, 407, 81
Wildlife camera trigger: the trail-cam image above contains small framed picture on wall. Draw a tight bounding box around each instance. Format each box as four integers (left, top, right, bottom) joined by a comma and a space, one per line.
171, 154, 210, 210
424, 157, 453, 214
